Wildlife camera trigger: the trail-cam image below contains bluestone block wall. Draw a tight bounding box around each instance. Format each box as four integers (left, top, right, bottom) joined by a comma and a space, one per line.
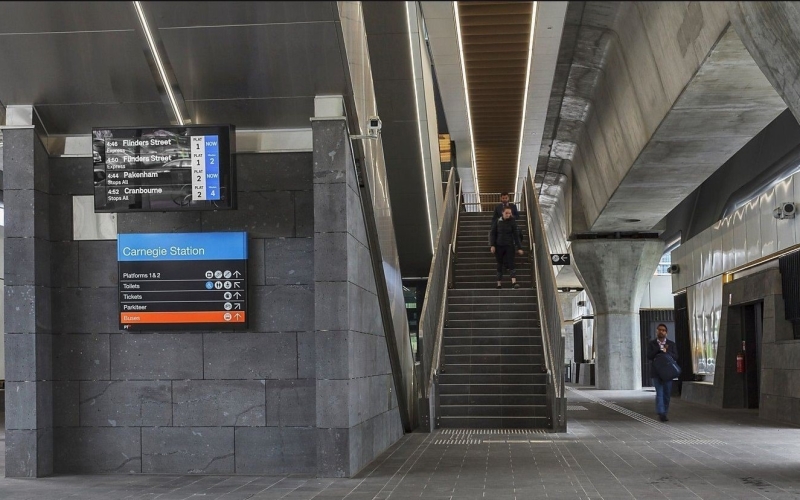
3, 129, 55, 477
5, 128, 405, 477
313, 119, 403, 477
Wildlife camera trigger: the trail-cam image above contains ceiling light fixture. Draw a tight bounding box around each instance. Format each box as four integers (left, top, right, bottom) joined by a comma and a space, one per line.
453, 1, 480, 200
407, 1, 435, 253
514, 2, 538, 199
133, 1, 185, 126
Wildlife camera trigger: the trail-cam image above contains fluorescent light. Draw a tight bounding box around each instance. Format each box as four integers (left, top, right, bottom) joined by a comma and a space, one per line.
514, 2, 538, 198
453, 1, 480, 200
407, 1, 435, 253
133, 1, 185, 126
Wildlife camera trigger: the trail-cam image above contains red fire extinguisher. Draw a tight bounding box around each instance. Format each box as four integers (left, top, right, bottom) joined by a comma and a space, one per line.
736, 341, 746, 374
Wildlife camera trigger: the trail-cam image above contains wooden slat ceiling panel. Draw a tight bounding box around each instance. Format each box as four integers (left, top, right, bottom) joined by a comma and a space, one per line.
459, 0, 533, 194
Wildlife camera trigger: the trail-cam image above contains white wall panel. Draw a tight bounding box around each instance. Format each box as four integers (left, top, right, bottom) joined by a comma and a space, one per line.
760, 187, 778, 257
744, 198, 762, 263
778, 173, 798, 250
711, 220, 723, 277
700, 227, 713, 281
733, 207, 747, 268
721, 215, 734, 273
648, 275, 675, 309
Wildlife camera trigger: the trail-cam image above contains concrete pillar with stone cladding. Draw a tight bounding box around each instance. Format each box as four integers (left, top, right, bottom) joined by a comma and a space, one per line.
727, 2, 800, 125
570, 239, 664, 390
3, 128, 54, 476
312, 112, 403, 477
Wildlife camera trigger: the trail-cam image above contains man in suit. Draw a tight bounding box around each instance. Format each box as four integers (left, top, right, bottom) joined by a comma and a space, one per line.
647, 323, 678, 422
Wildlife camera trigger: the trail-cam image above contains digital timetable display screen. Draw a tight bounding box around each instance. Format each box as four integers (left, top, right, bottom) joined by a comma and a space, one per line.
93, 125, 236, 212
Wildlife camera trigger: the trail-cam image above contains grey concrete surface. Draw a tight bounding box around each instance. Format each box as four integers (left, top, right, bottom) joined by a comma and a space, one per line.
571, 239, 664, 390
2, 388, 800, 498
535, 2, 787, 245
727, 2, 800, 127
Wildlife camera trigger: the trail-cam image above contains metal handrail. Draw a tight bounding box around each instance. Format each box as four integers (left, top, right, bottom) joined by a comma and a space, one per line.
522, 169, 566, 430
418, 168, 459, 399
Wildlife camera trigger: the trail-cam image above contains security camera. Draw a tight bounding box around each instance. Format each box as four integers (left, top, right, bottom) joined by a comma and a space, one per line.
367, 116, 382, 135
669, 264, 680, 274
774, 202, 796, 220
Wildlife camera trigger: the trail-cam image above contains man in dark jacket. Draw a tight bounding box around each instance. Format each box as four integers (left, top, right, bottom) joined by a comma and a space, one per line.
490, 207, 523, 289
492, 192, 519, 223
647, 323, 678, 422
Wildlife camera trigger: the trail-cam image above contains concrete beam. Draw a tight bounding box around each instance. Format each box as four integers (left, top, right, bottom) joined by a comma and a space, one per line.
726, 2, 800, 126
536, 2, 786, 241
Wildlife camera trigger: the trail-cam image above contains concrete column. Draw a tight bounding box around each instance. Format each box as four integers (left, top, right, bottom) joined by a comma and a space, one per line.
3, 128, 54, 476
727, 2, 800, 124
571, 239, 664, 390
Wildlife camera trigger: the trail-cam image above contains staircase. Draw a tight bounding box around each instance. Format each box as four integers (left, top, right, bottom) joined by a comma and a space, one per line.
438, 211, 549, 428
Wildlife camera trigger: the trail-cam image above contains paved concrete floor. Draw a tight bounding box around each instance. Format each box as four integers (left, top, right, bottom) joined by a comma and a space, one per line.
1, 387, 799, 499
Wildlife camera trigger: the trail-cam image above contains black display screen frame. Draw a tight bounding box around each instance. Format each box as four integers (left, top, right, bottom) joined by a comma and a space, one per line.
92, 124, 236, 213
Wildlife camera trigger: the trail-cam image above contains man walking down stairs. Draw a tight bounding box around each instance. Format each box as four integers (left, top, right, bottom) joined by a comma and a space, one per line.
438, 211, 549, 429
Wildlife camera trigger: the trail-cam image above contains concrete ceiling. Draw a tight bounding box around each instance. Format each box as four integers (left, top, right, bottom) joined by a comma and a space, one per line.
535, 2, 787, 238
0, 1, 346, 133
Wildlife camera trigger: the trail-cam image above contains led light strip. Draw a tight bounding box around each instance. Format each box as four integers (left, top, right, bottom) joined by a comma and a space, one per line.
514, 2, 538, 198
453, 1, 480, 200
133, 1, 185, 126
407, 1, 435, 253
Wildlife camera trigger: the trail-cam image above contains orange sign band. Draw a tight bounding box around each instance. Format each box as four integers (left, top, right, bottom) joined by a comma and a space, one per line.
120, 311, 246, 324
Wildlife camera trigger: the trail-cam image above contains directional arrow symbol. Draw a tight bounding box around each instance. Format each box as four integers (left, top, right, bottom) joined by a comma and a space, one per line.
234, 303, 241, 310
233, 270, 242, 277
234, 292, 242, 299
234, 313, 242, 320
233, 282, 241, 289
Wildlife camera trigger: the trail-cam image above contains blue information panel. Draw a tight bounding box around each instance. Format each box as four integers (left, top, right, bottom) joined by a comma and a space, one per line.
118, 232, 248, 331
190, 135, 221, 201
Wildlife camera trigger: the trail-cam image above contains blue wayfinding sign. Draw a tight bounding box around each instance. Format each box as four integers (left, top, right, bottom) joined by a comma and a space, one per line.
117, 232, 248, 330
118, 232, 247, 261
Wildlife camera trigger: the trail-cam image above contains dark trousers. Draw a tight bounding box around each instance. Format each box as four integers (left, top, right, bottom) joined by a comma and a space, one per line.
652, 377, 672, 416
495, 245, 516, 280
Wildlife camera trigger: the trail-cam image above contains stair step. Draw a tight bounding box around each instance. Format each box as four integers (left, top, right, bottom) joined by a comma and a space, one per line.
439, 383, 547, 395
443, 352, 543, 362
439, 405, 548, 418
447, 311, 540, 321
444, 336, 542, 346
438, 373, 547, 385
446, 319, 539, 328
439, 395, 546, 406
444, 345, 543, 355
442, 364, 544, 375
448, 289, 536, 296
447, 303, 537, 313
438, 416, 548, 429
444, 329, 540, 338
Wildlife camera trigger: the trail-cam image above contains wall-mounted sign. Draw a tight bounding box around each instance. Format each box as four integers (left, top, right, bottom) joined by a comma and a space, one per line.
551, 253, 571, 265
93, 125, 236, 212
118, 232, 248, 331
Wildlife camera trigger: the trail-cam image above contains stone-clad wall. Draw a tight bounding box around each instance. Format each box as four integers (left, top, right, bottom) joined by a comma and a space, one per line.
312, 119, 403, 477
3, 129, 55, 477
45, 149, 315, 475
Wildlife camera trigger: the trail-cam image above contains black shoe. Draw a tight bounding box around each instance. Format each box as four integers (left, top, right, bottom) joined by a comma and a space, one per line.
513, 282, 520, 289
658, 414, 667, 422
496, 284, 502, 289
